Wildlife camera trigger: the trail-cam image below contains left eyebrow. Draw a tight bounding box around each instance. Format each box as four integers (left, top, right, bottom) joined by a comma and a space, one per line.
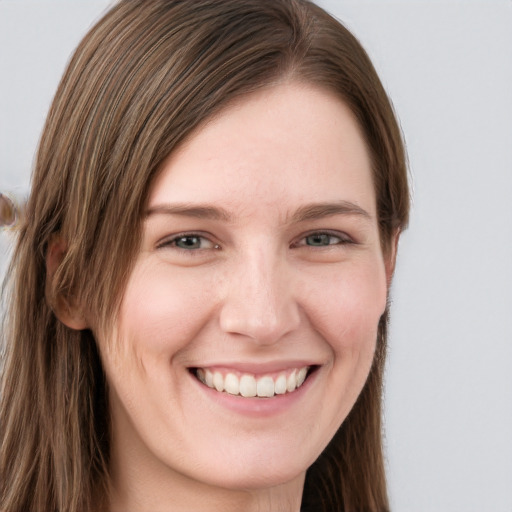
289, 201, 372, 223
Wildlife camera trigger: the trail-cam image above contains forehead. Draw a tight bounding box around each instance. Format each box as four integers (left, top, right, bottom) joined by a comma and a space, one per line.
149, 81, 375, 219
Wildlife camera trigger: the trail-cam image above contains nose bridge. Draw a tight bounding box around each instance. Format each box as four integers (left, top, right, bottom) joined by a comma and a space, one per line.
219, 242, 300, 344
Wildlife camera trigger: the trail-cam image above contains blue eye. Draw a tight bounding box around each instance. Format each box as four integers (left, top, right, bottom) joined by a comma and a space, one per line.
290, 230, 355, 250
174, 235, 203, 249
158, 233, 217, 251
298, 232, 351, 247
305, 233, 339, 246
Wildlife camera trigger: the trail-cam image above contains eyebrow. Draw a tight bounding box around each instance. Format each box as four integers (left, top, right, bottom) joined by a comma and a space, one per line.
289, 201, 372, 223
145, 203, 232, 221
145, 200, 371, 223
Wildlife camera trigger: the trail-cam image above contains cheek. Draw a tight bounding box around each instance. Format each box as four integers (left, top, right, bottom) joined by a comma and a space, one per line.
116, 263, 218, 357
304, 259, 387, 355
297, 259, 387, 441
97, 263, 221, 425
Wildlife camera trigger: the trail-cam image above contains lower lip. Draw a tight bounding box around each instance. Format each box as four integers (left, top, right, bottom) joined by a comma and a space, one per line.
190, 370, 318, 418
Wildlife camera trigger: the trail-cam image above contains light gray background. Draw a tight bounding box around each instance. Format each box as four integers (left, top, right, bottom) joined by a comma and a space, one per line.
1, 1, 511, 511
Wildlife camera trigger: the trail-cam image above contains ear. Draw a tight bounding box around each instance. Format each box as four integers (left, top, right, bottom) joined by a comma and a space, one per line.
384, 229, 401, 289
46, 236, 88, 330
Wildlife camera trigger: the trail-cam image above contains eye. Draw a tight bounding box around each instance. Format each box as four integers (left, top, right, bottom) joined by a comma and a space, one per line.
292, 231, 353, 248
174, 235, 206, 250
305, 233, 339, 247
158, 233, 219, 251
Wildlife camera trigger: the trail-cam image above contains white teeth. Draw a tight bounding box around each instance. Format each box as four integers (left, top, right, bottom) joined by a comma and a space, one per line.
257, 376, 275, 397
287, 370, 297, 392
213, 371, 224, 392
198, 367, 310, 398
274, 374, 287, 395
239, 374, 257, 397
297, 367, 308, 387
224, 373, 239, 395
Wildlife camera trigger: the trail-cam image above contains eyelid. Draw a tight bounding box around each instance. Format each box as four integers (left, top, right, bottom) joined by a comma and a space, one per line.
156, 232, 219, 251
291, 229, 355, 248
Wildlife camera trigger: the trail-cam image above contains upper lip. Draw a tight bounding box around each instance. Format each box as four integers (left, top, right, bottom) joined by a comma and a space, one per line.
189, 360, 320, 375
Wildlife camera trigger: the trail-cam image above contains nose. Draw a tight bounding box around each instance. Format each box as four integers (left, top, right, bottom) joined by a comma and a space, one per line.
219, 247, 301, 345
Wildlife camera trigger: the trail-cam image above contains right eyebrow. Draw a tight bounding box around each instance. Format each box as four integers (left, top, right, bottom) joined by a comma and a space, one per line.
145, 203, 233, 222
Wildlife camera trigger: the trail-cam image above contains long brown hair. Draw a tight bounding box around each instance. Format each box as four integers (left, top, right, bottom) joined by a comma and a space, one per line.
0, 1, 409, 511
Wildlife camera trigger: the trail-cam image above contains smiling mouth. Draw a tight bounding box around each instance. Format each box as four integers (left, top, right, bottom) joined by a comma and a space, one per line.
191, 366, 316, 398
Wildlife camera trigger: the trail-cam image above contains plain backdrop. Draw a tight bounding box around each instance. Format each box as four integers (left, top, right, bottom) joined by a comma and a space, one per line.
1, 1, 511, 511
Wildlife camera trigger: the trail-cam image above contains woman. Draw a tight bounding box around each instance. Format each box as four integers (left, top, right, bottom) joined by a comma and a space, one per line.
0, 1, 409, 511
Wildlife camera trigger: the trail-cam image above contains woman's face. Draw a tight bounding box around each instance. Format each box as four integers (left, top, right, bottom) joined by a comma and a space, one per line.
97, 82, 393, 503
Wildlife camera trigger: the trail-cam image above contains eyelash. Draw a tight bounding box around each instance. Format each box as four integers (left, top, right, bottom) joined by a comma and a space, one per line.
291, 230, 354, 248
157, 232, 219, 252
157, 230, 354, 253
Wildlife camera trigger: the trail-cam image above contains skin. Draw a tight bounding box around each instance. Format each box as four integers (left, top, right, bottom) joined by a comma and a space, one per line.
88, 81, 395, 512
